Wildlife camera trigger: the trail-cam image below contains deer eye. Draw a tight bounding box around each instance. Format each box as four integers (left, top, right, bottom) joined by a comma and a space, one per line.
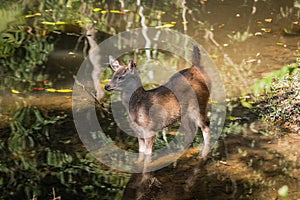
118, 74, 126, 80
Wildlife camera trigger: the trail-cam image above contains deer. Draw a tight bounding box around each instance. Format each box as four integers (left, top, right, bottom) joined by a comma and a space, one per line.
104, 45, 211, 158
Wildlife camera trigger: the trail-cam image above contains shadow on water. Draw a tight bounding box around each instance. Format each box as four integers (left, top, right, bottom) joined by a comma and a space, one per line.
0, 0, 299, 199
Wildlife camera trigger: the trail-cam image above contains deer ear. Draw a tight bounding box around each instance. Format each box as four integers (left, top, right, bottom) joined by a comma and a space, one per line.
109, 55, 121, 71
128, 60, 136, 72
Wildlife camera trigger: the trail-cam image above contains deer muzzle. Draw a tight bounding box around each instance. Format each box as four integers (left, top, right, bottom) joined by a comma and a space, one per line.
104, 84, 114, 92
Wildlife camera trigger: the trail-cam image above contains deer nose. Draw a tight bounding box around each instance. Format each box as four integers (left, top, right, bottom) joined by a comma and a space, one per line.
104, 84, 112, 91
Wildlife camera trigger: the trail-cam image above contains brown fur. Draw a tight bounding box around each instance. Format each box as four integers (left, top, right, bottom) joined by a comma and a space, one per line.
105, 46, 210, 156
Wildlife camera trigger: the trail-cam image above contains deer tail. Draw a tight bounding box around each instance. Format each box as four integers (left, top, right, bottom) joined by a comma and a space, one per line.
192, 45, 201, 68
191, 45, 211, 89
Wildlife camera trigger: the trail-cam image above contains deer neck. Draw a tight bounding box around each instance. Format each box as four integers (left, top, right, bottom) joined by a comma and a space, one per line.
121, 74, 145, 110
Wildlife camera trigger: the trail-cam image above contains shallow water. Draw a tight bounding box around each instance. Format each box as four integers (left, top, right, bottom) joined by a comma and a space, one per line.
0, 0, 299, 199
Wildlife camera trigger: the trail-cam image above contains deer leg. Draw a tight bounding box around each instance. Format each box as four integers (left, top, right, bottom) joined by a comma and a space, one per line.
144, 135, 156, 155
138, 138, 146, 153
162, 128, 170, 148
198, 116, 210, 157
182, 115, 197, 149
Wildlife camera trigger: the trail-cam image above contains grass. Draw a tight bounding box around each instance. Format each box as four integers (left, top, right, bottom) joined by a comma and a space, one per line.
253, 66, 299, 133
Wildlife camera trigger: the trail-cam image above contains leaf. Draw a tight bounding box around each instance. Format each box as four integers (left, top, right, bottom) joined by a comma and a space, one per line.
41, 21, 56, 25
33, 108, 44, 123
56, 21, 67, 25
25, 14, 36, 18
56, 89, 72, 93
46, 88, 56, 92
93, 8, 102, 12
226, 116, 236, 121
156, 23, 175, 29
110, 10, 121, 13
11, 89, 21, 94
27, 135, 35, 147
241, 100, 253, 109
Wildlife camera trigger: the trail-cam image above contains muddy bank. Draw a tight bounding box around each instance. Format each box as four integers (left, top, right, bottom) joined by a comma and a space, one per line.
122, 104, 300, 200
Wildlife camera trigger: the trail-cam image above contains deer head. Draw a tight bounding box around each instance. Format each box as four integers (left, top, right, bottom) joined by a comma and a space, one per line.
105, 56, 140, 92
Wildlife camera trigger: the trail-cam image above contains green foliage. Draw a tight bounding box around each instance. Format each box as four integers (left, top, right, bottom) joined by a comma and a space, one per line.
253, 61, 299, 96
0, 3, 23, 32
0, 0, 85, 92
222, 121, 243, 135
1, 107, 129, 199
0, 29, 54, 91
9, 106, 66, 153
253, 60, 299, 131
0, 0, 196, 93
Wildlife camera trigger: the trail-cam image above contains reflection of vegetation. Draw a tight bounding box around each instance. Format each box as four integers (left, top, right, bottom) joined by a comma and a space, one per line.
0, 107, 129, 199
0, 0, 83, 92
9, 106, 67, 152
227, 31, 253, 43
280, 3, 300, 35
0, 0, 183, 92
0, 31, 54, 91
0, 3, 23, 32
221, 56, 256, 95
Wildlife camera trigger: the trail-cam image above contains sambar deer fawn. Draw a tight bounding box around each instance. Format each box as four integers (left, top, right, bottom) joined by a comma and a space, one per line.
105, 46, 211, 157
